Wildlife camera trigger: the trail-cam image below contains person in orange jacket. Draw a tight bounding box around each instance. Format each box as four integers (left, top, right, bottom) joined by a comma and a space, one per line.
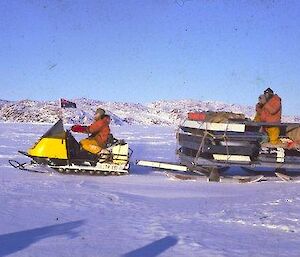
71, 108, 111, 154
255, 88, 282, 144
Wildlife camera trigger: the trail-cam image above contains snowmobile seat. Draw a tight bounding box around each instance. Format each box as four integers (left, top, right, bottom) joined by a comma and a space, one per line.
106, 134, 119, 148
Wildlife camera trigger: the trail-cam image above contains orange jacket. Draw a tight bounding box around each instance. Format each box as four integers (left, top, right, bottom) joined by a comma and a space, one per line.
87, 116, 111, 147
260, 94, 282, 123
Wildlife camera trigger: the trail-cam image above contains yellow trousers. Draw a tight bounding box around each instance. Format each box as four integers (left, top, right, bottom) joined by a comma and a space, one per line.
265, 127, 280, 144
80, 138, 102, 154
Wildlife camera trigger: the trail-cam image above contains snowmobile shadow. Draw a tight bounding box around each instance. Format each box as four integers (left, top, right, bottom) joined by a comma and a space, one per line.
0, 220, 85, 257
122, 235, 178, 257
130, 163, 154, 175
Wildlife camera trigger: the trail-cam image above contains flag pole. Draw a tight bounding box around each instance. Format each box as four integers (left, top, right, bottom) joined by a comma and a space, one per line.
58, 98, 63, 121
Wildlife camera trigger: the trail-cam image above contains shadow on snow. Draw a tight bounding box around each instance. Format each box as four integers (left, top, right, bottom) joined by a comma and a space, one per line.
123, 236, 178, 257
0, 220, 85, 257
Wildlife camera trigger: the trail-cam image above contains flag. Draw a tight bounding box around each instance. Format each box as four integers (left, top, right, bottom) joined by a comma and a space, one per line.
60, 98, 77, 108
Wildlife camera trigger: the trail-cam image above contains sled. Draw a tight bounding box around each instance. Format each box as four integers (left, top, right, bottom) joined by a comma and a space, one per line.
138, 112, 300, 182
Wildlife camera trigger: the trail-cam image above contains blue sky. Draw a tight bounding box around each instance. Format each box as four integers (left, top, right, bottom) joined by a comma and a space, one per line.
0, 0, 299, 115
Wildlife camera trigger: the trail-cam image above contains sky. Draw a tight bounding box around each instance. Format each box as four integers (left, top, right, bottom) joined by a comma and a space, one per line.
0, 0, 300, 115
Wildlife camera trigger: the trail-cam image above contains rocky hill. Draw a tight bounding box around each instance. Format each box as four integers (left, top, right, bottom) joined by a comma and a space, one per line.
0, 98, 299, 126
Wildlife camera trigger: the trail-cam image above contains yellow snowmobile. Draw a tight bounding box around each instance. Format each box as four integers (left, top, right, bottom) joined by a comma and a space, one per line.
9, 119, 131, 175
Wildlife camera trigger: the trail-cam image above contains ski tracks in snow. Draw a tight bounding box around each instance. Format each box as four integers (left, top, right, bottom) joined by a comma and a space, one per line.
1, 123, 300, 256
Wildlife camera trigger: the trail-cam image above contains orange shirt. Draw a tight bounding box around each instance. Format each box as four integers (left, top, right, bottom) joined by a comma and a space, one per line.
87, 116, 111, 146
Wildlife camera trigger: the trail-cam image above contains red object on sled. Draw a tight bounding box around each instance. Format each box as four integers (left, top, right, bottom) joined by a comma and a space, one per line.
187, 112, 206, 121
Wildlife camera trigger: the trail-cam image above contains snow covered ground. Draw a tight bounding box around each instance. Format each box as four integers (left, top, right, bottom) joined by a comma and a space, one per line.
1, 122, 300, 257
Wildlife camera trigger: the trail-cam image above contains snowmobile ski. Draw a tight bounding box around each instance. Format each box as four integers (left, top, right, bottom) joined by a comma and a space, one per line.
8, 159, 50, 174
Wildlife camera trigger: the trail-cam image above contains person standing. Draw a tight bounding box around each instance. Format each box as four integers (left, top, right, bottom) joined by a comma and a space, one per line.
255, 88, 282, 144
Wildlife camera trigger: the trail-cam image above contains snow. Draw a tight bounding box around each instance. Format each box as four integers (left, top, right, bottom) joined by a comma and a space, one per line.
1, 122, 300, 257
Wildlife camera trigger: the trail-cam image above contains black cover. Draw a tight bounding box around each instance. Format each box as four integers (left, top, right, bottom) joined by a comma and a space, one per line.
202, 145, 259, 156
65, 131, 98, 162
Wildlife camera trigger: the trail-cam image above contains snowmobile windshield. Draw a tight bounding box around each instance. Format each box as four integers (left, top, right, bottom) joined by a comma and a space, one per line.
42, 119, 65, 139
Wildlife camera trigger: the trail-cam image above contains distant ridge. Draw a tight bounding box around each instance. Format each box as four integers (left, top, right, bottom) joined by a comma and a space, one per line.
0, 98, 299, 125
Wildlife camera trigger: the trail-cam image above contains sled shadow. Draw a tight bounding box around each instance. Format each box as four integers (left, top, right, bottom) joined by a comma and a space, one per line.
122, 236, 178, 257
0, 220, 85, 257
